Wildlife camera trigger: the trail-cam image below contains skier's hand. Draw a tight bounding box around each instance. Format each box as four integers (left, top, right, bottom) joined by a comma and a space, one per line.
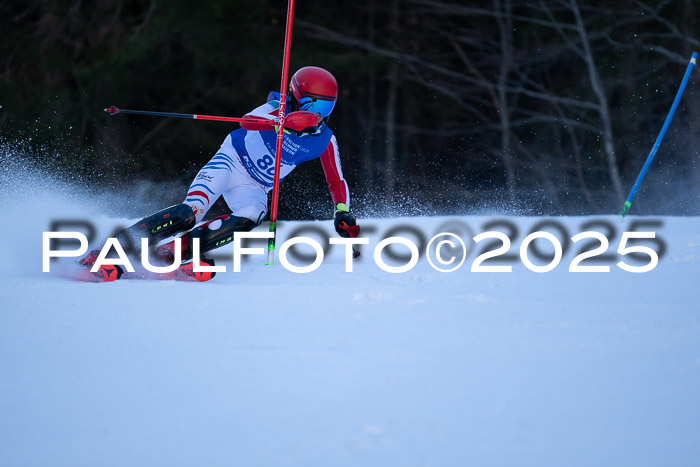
285, 111, 321, 133
334, 203, 360, 238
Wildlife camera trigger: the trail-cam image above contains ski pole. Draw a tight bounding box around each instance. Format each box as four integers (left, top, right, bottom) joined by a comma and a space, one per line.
620, 51, 697, 218
104, 106, 275, 126
266, 0, 296, 266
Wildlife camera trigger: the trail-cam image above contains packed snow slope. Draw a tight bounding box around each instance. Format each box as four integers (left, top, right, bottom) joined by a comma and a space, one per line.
1, 172, 699, 467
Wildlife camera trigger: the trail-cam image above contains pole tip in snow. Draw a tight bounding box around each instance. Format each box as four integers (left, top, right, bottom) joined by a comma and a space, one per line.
619, 201, 632, 219
104, 106, 120, 115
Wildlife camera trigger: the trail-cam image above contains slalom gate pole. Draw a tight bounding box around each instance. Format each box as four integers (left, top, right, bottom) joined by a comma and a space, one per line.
619, 51, 697, 218
104, 106, 274, 126
266, 0, 296, 265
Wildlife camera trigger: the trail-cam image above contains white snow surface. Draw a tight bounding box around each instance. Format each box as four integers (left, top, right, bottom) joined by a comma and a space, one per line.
1, 176, 699, 467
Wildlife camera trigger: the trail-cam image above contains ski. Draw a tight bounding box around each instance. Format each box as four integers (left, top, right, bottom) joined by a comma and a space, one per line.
67, 258, 216, 283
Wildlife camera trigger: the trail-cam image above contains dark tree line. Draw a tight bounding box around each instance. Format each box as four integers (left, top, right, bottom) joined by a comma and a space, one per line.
1, 0, 699, 217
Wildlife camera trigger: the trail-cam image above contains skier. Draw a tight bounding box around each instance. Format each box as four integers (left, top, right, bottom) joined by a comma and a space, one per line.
79, 66, 360, 281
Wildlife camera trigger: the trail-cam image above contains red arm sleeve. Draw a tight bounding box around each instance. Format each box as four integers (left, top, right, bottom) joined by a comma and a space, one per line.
320, 136, 350, 207
240, 114, 276, 131
242, 111, 318, 132
240, 103, 279, 131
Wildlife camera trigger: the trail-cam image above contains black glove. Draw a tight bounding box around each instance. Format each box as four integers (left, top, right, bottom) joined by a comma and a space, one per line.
333, 203, 360, 238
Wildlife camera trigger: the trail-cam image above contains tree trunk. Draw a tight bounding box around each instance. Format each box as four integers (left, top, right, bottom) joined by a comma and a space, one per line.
495, 0, 516, 204
384, 0, 400, 202
570, 0, 624, 204
364, 1, 377, 189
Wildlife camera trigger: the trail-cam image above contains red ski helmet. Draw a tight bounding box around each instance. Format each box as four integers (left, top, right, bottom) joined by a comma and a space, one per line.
289, 66, 338, 118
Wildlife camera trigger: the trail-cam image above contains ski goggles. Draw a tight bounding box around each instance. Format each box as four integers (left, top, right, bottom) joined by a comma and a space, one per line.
298, 96, 336, 118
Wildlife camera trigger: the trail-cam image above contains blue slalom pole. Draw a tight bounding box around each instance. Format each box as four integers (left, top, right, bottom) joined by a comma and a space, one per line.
620, 51, 697, 218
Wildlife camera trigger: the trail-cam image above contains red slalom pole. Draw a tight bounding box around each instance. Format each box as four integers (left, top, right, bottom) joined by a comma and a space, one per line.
266, 0, 296, 265
104, 106, 274, 126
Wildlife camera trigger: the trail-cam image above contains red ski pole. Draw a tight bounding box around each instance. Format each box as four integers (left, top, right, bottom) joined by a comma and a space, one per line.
266, 0, 296, 265
104, 106, 274, 126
